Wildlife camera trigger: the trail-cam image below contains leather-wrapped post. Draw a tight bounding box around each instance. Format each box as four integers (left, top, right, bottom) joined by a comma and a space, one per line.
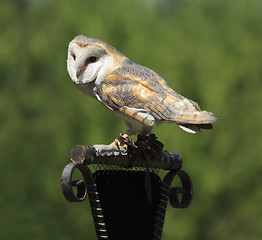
61, 135, 193, 240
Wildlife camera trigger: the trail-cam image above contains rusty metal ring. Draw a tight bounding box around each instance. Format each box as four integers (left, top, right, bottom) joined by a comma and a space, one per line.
61, 162, 93, 202
163, 170, 193, 208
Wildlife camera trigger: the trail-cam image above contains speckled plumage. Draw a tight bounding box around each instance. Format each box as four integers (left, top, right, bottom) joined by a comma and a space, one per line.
67, 35, 219, 135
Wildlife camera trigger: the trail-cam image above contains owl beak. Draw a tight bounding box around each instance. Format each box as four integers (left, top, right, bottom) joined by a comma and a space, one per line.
76, 70, 81, 79
76, 66, 86, 79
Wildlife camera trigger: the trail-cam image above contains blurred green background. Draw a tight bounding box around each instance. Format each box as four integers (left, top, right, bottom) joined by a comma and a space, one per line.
1, 0, 262, 239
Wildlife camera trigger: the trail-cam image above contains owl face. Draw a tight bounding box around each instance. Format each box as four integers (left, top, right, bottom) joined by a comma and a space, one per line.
67, 36, 125, 85
67, 42, 107, 84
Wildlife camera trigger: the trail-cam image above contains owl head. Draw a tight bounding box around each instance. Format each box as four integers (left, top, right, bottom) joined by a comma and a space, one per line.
67, 35, 126, 84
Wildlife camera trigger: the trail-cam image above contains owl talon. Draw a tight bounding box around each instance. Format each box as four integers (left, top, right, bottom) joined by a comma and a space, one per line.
135, 134, 164, 153
118, 133, 137, 150
110, 133, 137, 151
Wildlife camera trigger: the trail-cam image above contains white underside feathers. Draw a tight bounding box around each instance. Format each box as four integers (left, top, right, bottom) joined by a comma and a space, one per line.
178, 125, 198, 134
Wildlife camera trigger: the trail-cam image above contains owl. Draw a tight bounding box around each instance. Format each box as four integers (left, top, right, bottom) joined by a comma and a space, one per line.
67, 35, 219, 137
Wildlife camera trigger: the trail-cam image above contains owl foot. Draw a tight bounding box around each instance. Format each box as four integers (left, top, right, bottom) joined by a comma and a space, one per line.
110, 133, 164, 154
135, 134, 164, 153
110, 133, 137, 151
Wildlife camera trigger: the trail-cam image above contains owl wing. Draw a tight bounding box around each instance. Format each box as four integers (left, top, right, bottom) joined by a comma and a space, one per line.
95, 62, 219, 131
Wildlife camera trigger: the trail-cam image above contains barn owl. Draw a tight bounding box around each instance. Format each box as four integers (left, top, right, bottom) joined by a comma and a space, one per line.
67, 35, 219, 137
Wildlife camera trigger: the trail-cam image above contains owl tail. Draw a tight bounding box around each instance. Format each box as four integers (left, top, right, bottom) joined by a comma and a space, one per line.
178, 123, 213, 134
175, 110, 219, 134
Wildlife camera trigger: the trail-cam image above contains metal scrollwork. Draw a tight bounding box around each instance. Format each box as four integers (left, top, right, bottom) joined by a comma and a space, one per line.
163, 170, 193, 208
61, 162, 93, 202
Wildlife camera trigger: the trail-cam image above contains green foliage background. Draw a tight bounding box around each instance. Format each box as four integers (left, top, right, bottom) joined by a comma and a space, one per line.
1, 0, 262, 239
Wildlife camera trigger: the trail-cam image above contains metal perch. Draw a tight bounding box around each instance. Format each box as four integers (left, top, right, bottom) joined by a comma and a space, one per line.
61, 135, 193, 240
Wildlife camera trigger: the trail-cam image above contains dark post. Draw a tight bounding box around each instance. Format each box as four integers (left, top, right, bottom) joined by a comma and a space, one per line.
61, 135, 193, 240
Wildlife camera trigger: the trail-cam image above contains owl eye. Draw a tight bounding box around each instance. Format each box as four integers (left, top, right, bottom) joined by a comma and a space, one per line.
71, 53, 76, 60
85, 56, 97, 65
89, 56, 97, 63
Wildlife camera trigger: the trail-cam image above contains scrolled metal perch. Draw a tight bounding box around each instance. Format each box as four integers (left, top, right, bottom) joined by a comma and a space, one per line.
61, 135, 193, 240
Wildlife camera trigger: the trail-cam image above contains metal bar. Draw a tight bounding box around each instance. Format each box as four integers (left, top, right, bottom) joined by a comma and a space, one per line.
70, 144, 183, 170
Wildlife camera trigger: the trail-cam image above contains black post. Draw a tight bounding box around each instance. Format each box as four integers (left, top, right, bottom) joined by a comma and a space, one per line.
61, 136, 193, 240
